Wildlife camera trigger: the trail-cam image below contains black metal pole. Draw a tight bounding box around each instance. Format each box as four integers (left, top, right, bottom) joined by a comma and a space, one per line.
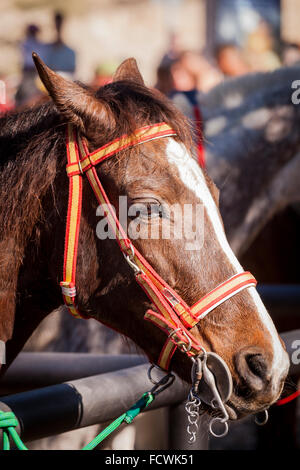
0, 331, 298, 445
0, 353, 147, 394
0, 363, 189, 443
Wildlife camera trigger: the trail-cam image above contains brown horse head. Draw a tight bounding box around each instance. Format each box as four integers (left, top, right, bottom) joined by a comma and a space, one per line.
0, 55, 289, 421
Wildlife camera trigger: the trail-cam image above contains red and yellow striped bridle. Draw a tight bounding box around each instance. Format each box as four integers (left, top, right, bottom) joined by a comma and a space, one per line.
60, 122, 257, 370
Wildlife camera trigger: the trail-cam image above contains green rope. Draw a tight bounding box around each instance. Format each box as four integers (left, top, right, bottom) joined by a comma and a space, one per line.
0, 392, 154, 451
0, 410, 28, 450
82, 392, 154, 450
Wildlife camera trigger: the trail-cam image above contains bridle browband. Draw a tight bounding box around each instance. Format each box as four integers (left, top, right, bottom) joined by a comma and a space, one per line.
61, 122, 257, 370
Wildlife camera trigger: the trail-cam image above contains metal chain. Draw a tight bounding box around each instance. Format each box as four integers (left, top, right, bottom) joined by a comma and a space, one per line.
185, 390, 201, 444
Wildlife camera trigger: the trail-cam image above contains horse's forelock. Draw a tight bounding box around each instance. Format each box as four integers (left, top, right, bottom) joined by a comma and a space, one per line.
91, 80, 193, 151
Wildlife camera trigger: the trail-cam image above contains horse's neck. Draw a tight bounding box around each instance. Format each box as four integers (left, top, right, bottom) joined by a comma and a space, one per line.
0, 222, 62, 373
200, 66, 300, 115
0, 120, 65, 364
228, 151, 300, 255
201, 67, 300, 176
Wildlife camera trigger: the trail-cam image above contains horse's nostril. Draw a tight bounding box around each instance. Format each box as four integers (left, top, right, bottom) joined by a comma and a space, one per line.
246, 354, 268, 381
235, 348, 271, 393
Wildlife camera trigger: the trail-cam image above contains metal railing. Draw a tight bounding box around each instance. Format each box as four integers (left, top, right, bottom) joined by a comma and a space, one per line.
0, 330, 298, 448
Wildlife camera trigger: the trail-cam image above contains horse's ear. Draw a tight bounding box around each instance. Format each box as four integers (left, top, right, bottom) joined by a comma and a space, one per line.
32, 53, 115, 133
113, 58, 145, 85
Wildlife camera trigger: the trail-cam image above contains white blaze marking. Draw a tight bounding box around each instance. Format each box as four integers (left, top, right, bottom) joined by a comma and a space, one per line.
166, 139, 288, 382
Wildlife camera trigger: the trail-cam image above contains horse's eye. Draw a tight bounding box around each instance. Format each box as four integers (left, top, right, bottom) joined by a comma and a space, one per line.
128, 201, 164, 220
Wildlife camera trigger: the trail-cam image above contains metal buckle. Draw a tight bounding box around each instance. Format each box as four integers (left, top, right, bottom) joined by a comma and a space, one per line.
168, 329, 192, 353
123, 244, 143, 275
168, 328, 181, 340
78, 159, 84, 175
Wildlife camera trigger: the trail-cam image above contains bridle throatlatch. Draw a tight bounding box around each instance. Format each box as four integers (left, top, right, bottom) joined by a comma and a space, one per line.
61, 122, 258, 439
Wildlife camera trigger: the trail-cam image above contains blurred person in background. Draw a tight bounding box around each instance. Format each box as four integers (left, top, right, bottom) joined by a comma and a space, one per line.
45, 12, 76, 78
91, 62, 118, 89
155, 50, 221, 167
178, 51, 222, 92
20, 24, 47, 72
15, 12, 76, 108
281, 42, 300, 67
155, 60, 174, 96
244, 20, 281, 72
15, 24, 47, 107
156, 50, 221, 95
0, 73, 15, 114
215, 43, 250, 77
159, 32, 182, 66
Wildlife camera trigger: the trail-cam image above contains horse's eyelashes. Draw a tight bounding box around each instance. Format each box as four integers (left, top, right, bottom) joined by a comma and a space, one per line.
128, 202, 163, 220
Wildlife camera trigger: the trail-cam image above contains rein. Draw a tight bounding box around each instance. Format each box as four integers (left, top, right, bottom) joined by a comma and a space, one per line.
60, 122, 257, 371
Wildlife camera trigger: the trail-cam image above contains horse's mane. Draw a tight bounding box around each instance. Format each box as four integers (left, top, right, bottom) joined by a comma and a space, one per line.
0, 103, 60, 166
0, 80, 191, 252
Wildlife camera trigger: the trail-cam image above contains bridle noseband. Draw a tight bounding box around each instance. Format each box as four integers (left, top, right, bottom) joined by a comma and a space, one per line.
61, 122, 257, 371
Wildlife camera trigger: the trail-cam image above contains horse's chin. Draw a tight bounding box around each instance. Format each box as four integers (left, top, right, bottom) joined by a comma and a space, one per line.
225, 379, 286, 420
223, 394, 274, 421
200, 395, 272, 422
199, 401, 238, 421
224, 403, 238, 420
